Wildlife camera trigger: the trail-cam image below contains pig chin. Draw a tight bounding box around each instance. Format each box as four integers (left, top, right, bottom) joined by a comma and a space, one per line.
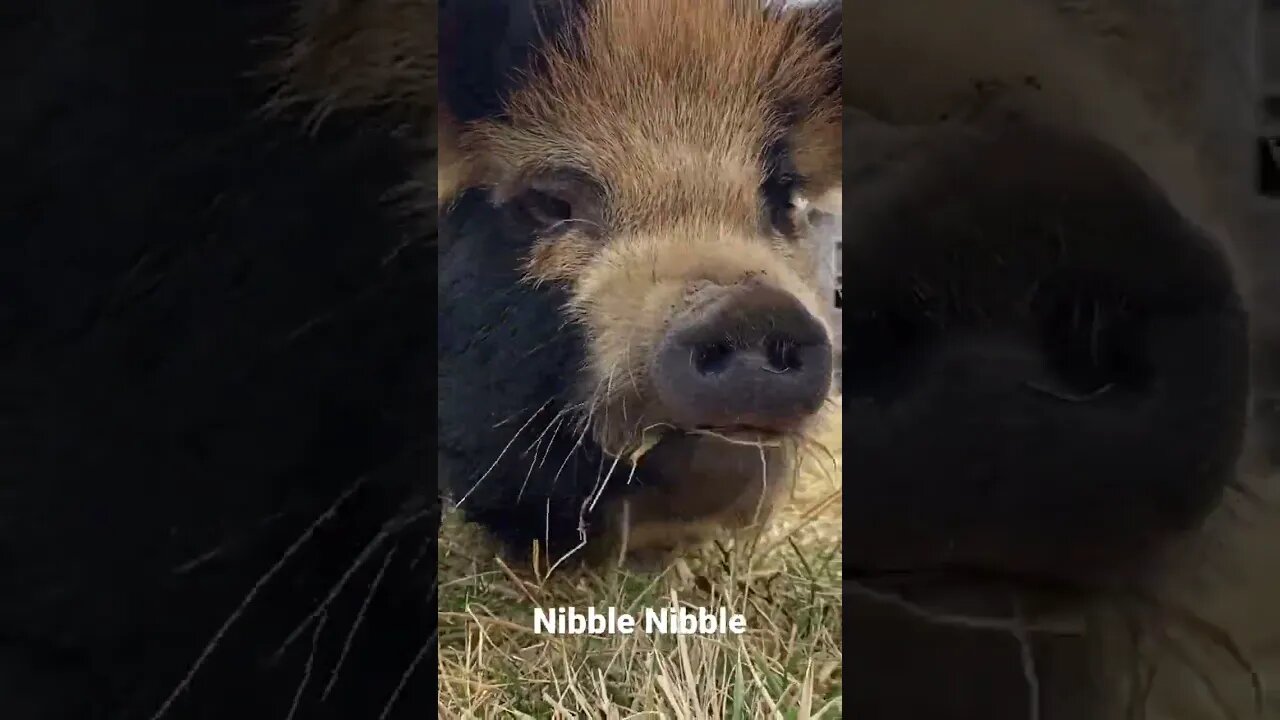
629, 430, 793, 525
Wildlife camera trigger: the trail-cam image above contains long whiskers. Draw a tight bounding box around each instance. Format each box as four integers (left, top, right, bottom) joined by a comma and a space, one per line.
546, 438, 625, 578
455, 397, 554, 509
377, 629, 436, 720
319, 545, 399, 701
270, 503, 433, 663
148, 475, 370, 720
517, 401, 581, 502
283, 611, 327, 720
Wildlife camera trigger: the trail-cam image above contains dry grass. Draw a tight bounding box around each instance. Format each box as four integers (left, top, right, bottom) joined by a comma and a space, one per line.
437, 399, 844, 719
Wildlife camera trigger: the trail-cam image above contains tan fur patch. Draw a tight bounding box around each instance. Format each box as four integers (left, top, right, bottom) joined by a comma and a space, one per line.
568, 223, 832, 456
453, 0, 840, 214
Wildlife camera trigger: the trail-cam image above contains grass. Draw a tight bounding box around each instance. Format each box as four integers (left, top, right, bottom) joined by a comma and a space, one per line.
437, 399, 844, 719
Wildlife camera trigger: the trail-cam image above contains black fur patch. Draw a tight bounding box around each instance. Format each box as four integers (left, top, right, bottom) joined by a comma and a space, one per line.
2, 1, 436, 717
438, 190, 627, 558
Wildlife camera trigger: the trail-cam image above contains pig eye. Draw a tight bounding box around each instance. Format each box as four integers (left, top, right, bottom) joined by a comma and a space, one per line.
763, 171, 799, 234
511, 188, 573, 230
761, 141, 803, 237
505, 169, 604, 239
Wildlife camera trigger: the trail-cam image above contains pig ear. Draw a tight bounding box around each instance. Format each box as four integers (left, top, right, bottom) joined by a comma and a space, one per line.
772, 0, 841, 208
439, 0, 587, 124
807, 0, 841, 103
773, 0, 840, 103
437, 0, 588, 205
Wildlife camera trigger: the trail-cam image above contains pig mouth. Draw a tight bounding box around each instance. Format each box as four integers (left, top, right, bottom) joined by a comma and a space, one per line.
626, 427, 793, 522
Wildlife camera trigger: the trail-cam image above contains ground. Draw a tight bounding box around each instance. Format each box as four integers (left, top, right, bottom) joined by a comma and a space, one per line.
437, 400, 844, 718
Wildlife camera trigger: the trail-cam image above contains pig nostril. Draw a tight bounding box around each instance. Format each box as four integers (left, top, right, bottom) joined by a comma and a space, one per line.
764, 337, 802, 373
656, 285, 832, 431
1036, 287, 1152, 398
694, 342, 734, 375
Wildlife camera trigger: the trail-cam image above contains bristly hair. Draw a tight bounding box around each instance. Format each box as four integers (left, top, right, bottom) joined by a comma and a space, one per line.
440, 0, 841, 208
266, 0, 437, 124
263, 0, 440, 240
